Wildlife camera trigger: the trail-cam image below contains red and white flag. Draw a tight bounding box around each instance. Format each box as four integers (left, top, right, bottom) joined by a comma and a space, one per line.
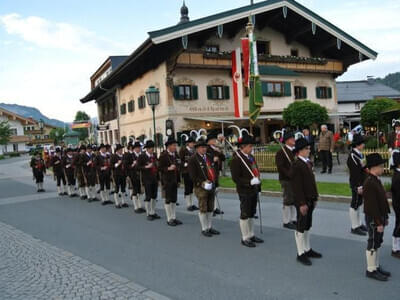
231, 47, 243, 118
241, 38, 250, 87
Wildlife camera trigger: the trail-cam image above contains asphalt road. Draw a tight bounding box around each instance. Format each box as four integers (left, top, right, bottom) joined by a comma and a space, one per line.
0, 156, 399, 300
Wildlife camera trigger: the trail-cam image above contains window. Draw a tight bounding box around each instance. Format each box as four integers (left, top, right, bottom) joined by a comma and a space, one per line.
355, 103, 361, 111
262, 81, 291, 97
173, 85, 198, 100
207, 85, 230, 100
138, 96, 146, 109
294, 86, 307, 99
10, 128, 18, 135
257, 41, 270, 55
120, 103, 126, 115
205, 45, 219, 53
44, 135, 49, 139
128, 100, 135, 112
290, 49, 299, 57
316, 87, 332, 99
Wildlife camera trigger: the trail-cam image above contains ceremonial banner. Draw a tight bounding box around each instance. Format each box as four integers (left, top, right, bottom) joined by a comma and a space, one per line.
241, 38, 250, 87
231, 48, 243, 118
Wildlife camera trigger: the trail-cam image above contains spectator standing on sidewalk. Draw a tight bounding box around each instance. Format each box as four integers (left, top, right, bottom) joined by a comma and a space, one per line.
318, 125, 334, 174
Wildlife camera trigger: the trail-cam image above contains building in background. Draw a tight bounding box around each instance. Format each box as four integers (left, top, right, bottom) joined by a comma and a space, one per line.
337, 77, 400, 129
80, 0, 377, 145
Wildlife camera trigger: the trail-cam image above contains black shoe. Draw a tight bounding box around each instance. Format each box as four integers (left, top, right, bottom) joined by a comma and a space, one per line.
291, 221, 297, 226
80, 196, 86, 200
359, 225, 368, 232
71, 194, 78, 197
138, 208, 146, 213
153, 214, 161, 219
328, 170, 332, 174
173, 219, 183, 225
97, 190, 100, 194
351, 227, 367, 236
192, 205, 199, 211
366, 270, 388, 281
115, 204, 122, 209
392, 251, 400, 259
40, 189, 46, 192
134, 208, 144, 214
92, 197, 99, 202
283, 223, 297, 230
250, 236, 264, 243
241, 239, 256, 248
377, 267, 391, 277
213, 208, 224, 215
105, 200, 113, 205
320, 170, 326, 174
176, 202, 180, 206
88, 198, 93, 203
202, 230, 213, 237
187, 206, 194, 212
122, 203, 129, 208
167, 220, 177, 227
305, 249, 322, 258
58, 193, 63, 196
101, 201, 107, 206
147, 215, 155, 221
37, 190, 40, 193
63, 192, 68, 196
254, 215, 259, 219
297, 254, 312, 266
208, 228, 220, 235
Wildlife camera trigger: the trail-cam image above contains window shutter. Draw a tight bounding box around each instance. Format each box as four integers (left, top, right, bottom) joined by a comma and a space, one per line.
302, 87, 307, 99
316, 87, 321, 99
207, 86, 213, 99
192, 85, 198, 100
283, 82, 292, 96
327, 87, 332, 98
173, 86, 180, 100
224, 86, 230, 99
261, 82, 268, 96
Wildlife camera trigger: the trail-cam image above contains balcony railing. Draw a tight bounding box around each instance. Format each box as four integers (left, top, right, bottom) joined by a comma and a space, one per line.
100, 111, 118, 123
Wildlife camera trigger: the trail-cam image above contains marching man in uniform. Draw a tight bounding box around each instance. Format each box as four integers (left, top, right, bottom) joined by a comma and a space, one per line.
82, 145, 98, 202
230, 133, 263, 248
179, 137, 198, 211
30, 151, 46, 192
391, 151, 400, 259
159, 137, 183, 226
124, 142, 145, 213
363, 153, 391, 281
110, 144, 129, 209
75, 145, 88, 200
275, 132, 297, 230
188, 138, 220, 237
291, 137, 322, 266
138, 140, 160, 221
63, 148, 77, 197
95, 144, 112, 205
51, 148, 67, 196
347, 134, 368, 236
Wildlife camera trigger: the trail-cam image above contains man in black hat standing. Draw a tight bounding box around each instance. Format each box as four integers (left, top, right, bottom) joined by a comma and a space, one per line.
188, 138, 220, 237
124, 141, 145, 213
275, 131, 297, 230
75, 145, 88, 200
63, 148, 77, 197
363, 153, 391, 281
95, 144, 112, 205
231, 133, 264, 248
292, 137, 322, 266
51, 148, 67, 196
207, 133, 225, 216
179, 136, 198, 211
82, 145, 98, 202
391, 151, 400, 259
347, 134, 368, 236
138, 140, 160, 220
30, 151, 46, 192
159, 137, 183, 226
111, 144, 129, 209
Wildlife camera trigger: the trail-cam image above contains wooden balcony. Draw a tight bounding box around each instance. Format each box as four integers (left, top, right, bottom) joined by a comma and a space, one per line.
176, 51, 344, 75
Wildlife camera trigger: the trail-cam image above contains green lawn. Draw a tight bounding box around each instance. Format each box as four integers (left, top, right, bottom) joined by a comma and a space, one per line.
219, 177, 351, 197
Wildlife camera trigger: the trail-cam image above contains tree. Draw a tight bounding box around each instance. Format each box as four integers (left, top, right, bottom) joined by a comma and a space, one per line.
283, 100, 328, 129
360, 98, 397, 129
73, 111, 91, 141
49, 127, 66, 145
0, 121, 12, 153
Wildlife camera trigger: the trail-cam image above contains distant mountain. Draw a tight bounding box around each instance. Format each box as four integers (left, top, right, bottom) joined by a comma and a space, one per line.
376, 72, 400, 92
0, 103, 65, 128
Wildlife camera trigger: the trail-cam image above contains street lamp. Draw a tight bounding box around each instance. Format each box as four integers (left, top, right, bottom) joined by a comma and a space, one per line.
146, 86, 160, 147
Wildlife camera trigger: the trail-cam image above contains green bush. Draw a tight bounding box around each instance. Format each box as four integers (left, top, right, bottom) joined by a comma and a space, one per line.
265, 144, 282, 153
364, 137, 378, 149
7, 152, 21, 157
0, 155, 5, 160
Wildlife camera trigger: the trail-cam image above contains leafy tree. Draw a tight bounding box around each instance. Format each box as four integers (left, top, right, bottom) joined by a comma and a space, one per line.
73, 111, 91, 141
283, 100, 328, 129
360, 98, 397, 129
0, 121, 12, 146
49, 127, 66, 145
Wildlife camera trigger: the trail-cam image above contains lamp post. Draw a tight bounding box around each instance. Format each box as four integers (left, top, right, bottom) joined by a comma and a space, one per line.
146, 86, 160, 149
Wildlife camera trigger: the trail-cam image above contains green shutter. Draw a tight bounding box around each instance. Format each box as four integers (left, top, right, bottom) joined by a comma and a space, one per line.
207, 86, 213, 99
224, 86, 230, 99
261, 82, 268, 96
327, 87, 332, 98
192, 85, 198, 100
283, 82, 292, 96
302, 87, 307, 99
316, 87, 321, 99
173, 86, 180, 100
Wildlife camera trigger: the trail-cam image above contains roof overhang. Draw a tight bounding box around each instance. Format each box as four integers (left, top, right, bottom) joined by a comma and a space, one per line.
148, 0, 377, 60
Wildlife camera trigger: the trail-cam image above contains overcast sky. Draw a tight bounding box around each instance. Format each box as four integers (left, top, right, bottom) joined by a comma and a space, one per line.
0, 0, 399, 122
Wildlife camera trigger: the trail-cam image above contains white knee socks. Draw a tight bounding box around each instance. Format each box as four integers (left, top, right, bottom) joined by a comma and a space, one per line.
295, 231, 305, 256
240, 219, 250, 241
199, 213, 208, 231
164, 204, 172, 221
366, 250, 377, 272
